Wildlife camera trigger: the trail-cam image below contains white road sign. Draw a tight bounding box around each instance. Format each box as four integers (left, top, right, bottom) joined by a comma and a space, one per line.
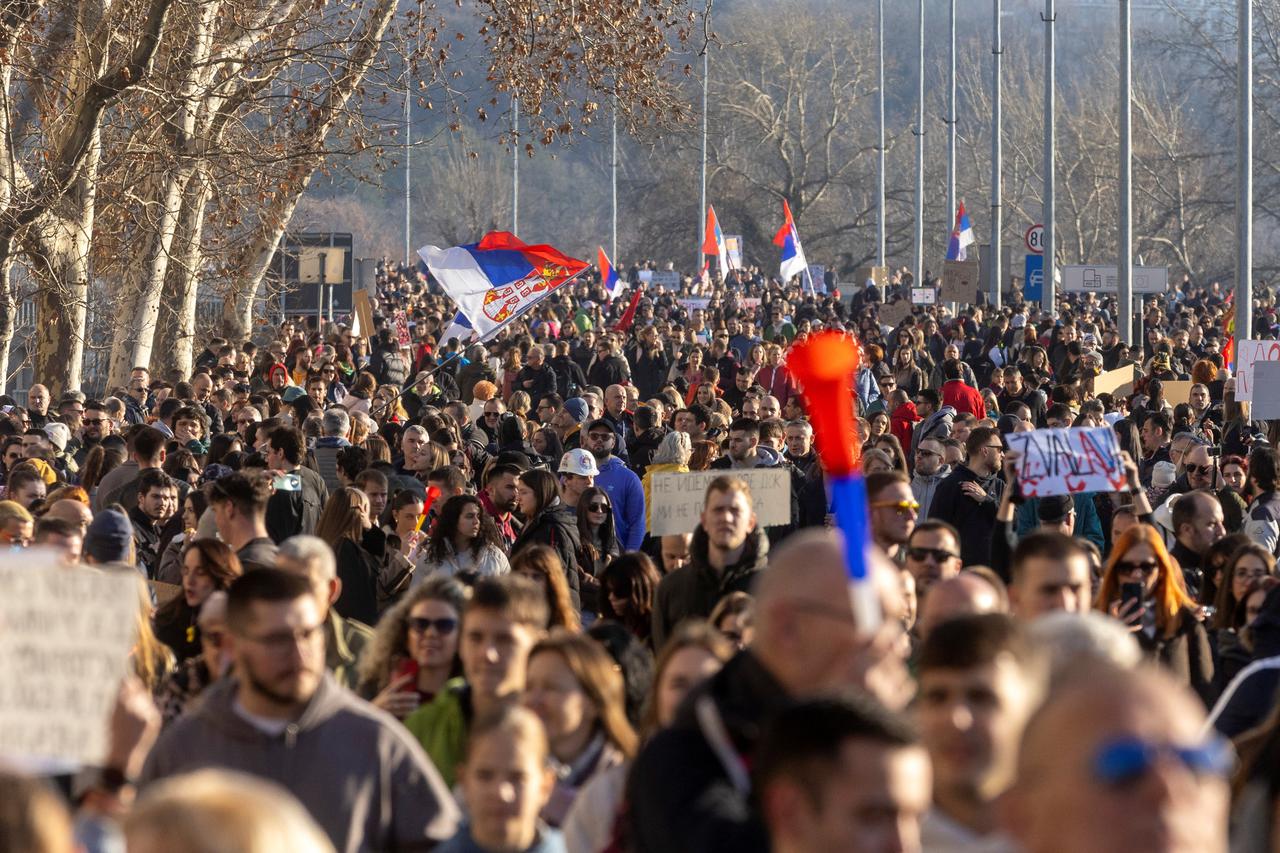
1060, 265, 1167, 294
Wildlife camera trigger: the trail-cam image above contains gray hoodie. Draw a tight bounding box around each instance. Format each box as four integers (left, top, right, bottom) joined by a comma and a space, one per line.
140, 673, 460, 853
911, 465, 953, 519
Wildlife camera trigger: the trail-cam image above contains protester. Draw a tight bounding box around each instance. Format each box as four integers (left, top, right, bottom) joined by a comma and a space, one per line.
140, 569, 461, 851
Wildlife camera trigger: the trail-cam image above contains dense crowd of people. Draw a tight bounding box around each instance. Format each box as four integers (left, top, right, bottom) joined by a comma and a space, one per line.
1, 258, 1279, 851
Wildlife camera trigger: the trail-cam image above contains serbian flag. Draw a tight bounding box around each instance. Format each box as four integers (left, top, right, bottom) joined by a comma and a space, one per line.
438, 311, 476, 346
702, 205, 731, 274
418, 232, 587, 341
946, 201, 975, 262
772, 199, 809, 283
598, 246, 621, 298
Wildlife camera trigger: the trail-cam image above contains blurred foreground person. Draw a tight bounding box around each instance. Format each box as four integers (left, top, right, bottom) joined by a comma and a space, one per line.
756, 694, 930, 853
1002, 663, 1230, 853
125, 769, 333, 853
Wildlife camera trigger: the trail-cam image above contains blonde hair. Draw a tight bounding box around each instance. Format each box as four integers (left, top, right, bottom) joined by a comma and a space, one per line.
125, 769, 333, 853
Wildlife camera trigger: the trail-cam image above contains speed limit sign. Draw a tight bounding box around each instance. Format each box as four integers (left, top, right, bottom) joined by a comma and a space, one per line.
1025, 224, 1045, 255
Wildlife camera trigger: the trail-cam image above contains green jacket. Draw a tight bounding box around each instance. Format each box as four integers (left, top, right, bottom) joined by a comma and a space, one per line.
326, 610, 373, 691
404, 678, 470, 789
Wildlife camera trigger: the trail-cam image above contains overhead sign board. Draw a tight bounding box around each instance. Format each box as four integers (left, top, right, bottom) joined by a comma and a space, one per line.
1060, 265, 1168, 294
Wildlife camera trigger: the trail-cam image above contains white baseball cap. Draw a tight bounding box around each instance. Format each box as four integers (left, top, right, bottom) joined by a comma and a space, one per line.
558, 449, 599, 477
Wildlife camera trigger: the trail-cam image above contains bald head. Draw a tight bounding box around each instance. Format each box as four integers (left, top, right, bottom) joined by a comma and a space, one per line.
1006, 664, 1228, 853
916, 573, 1003, 641
755, 529, 912, 709
44, 499, 92, 533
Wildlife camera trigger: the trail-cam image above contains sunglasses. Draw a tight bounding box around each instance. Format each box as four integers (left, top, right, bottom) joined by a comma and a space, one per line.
906, 546, 959, 563
587, 502, 611, 513
1116, 559, 1159, 575
1186, 463, 1214, 476
408, 617, 457, 635
1092, 736, 1233, 788
870, 499, 920, 515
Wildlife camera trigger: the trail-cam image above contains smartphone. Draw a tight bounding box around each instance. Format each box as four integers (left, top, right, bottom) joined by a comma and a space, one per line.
1119, 582, 1145, 615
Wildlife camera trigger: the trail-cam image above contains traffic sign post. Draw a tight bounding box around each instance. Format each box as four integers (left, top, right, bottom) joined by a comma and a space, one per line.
1024, 254, 1044, 303
1025, 224, 1044, 255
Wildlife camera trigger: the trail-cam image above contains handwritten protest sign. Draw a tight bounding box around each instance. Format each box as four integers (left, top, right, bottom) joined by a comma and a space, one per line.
1251, 362, 1280, 420
1005, 426, 1126, 498
649, 469, 791, 535
649, 270, 680, 288
1235, 339, 1280, 402
0, 554, 139, 768
1093, 365, 1136, 398
940, 260, 980, 303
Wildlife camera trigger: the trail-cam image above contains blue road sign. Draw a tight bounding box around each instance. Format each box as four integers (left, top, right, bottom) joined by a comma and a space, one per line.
1024, 254, 1044, 303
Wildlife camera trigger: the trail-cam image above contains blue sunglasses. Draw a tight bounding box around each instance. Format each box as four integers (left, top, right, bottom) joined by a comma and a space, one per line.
1093, 736, 1233, 787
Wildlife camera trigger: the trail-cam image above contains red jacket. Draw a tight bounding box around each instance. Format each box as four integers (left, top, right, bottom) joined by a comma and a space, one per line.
756, 364, 796, 406
890, 401, 921, 452
942, 379, 986, 420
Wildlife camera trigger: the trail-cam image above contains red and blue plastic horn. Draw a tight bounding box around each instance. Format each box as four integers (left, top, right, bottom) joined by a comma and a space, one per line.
787, 331, 881, 630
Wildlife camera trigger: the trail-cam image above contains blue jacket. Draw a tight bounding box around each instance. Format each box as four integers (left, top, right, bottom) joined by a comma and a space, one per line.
596, 455, 646, 551
1014, 492, 1105, 551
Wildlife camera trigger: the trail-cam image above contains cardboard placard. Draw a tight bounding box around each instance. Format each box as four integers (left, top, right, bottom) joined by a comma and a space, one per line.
1092, 365, 1137, 399
648, 468, 791, 535
940, 260, 981, 303
1005, 427, 1127, 498
911, 287, 937, 305
0, 554, 140, 769
1251, 361, 1280, 420
650, 270, 681, 288
352, 289, 374, 341
879, 300, 913, 327
1158, 380, 1194, 406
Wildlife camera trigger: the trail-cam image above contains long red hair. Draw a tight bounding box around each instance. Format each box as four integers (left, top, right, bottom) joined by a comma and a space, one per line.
1094, 523, 1196, 638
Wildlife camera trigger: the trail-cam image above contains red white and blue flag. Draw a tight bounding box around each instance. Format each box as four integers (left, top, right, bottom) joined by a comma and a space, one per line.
597, 246, 621, 298
772, 199, 809, 283
701, 205, 732, 274
946, 201, 975, 262
419, 232, 588, 342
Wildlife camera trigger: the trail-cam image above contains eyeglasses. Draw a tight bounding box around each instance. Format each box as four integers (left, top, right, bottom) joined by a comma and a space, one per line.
870, 499, 920, 515
83, 418, 106, 425
1092, 736, 1233, 788
408, 616, 457, 635
587, 502, 611, 513
916, 448, 940, 458
1234, 566, 1269, 581
906, 546, 959, 563
986, 444, 1006, 452
1116, 559, 1159, 576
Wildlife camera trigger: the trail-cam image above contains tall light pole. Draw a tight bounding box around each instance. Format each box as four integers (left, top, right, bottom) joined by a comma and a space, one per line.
1238, 0, 1253, 342
947, 0, 957, 230
1118, 0, 1133, 345
611, 95, 619, 262
512, 95, 520, 234
991, 0, 1003, 310
913, 0, 925, 289
403, 81, 411, 265
876, 0, 885, 269
1043, 0, 1056, 316
698, 12, 710, 273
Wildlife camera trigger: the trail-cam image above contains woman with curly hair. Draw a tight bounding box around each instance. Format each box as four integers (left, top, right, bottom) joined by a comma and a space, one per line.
357, 575, 467, 719
414, 494, 509, 583
153, 539, 242, 661
1094, 523, 1214, 702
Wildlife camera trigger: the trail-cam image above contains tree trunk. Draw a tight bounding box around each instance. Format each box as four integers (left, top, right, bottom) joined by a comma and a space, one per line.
28, 138, 98, 396
218, 0, 395, 342
153, 168, 209, 378
0, 252, 15, 396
